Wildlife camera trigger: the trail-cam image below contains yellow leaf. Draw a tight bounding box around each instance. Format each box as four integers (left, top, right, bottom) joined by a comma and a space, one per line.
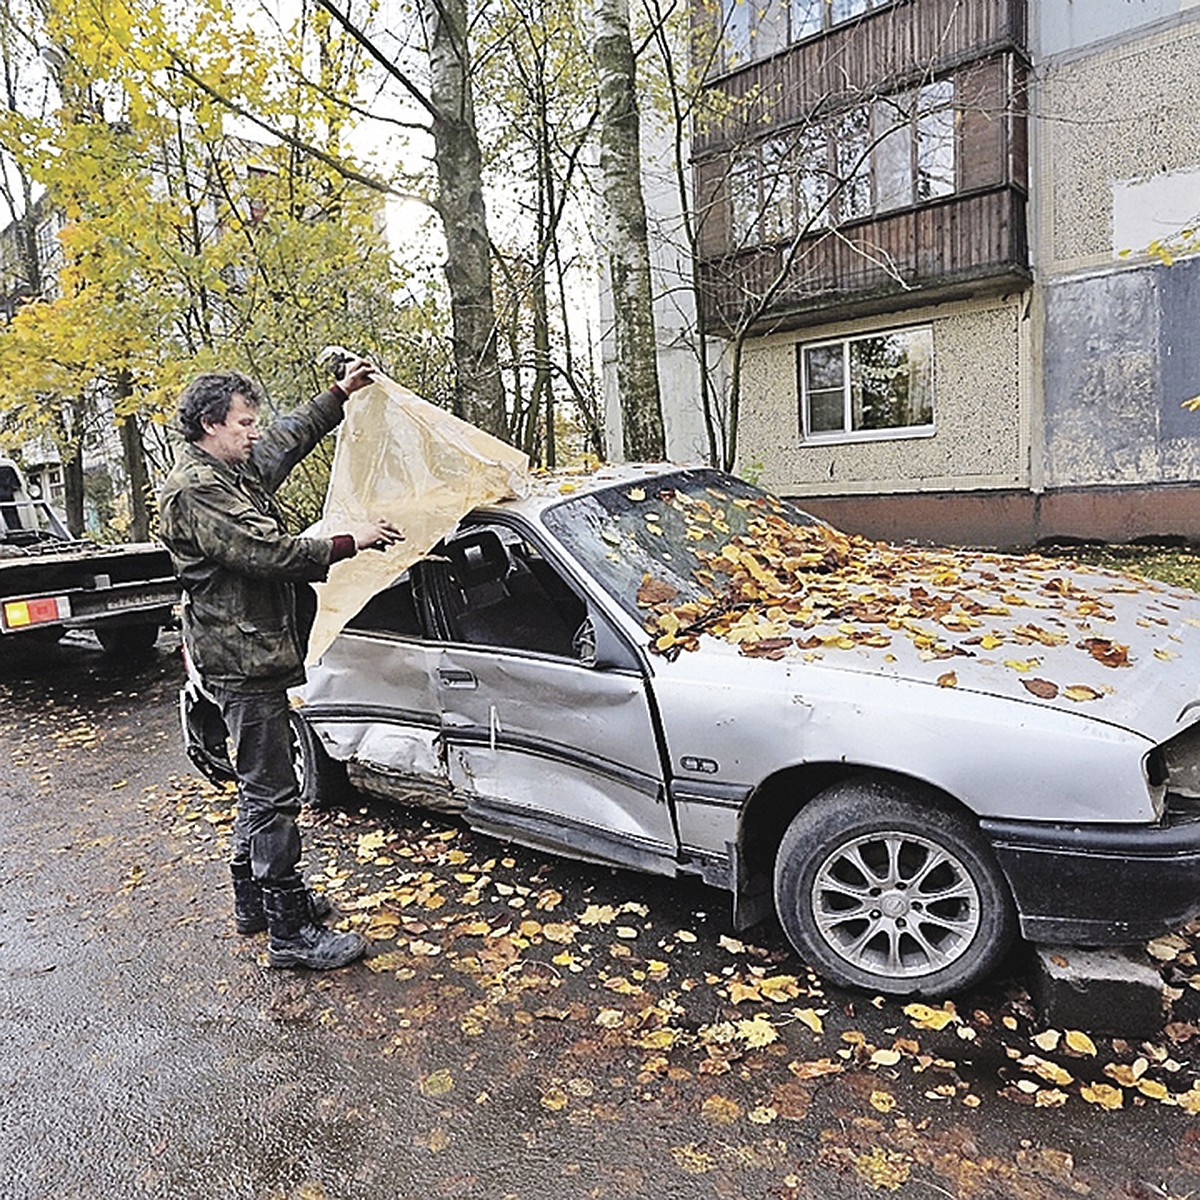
580, 904, 618, 926
903, 1003, 958, 1031
1017, 1054, 1074, 1086
870, 1090, 896, 1113
871, 1048, 902, 1066
1137, 1078, 1171, 1101
1080, 1082, 1123, 1109
635, 1028, 679, 1049
419, 1069, 454, 1097
747, 1106, 778, 1124
1032, 1029, 1061, 1052
728, 981, 761, 1004
701, 1095, 741, 1124
1176, 1088, 1200, 1113
1064, 1030, 1098, 1056
758, 975, 801, 1002
853, 1148, 911, 1191
541, 922, 576, 944
794, 1007, 824, 1034
1004, 658, 1039, 673
1063, 685, 1103, 703
736, 1015, 779, 1048
540, 1089, 568, 1111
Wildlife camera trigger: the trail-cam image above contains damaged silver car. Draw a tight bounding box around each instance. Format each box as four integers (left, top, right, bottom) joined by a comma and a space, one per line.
182, 464, 1200, 996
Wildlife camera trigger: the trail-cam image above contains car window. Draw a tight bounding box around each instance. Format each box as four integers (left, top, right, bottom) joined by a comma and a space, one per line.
345, 570, 424, 637
541, 468, 819, 620
436, 524, 587, 658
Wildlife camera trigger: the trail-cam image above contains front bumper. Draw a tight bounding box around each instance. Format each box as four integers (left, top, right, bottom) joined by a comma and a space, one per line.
982, 814, 1200, 944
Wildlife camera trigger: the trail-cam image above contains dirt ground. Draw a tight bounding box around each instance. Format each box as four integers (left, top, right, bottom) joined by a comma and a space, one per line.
5, 633, 1200, 1200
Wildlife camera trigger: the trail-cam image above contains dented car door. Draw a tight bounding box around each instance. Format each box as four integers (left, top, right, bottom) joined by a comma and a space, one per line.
433, 522, 676, 875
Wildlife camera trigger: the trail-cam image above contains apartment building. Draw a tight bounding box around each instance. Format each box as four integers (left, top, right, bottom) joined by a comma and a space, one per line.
668, 0, 1200, 546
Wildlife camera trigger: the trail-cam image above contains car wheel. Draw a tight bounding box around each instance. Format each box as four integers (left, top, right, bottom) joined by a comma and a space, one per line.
289, 710, 350, 810
97, 622, 159, 657
773, 777, 1017, 996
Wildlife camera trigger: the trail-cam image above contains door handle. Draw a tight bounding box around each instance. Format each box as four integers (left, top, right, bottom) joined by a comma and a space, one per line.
438, 668, 477, 688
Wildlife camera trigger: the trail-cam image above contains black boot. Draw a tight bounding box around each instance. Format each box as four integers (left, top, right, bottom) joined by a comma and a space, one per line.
262, 878, 367, 970
231, 863, 332, 935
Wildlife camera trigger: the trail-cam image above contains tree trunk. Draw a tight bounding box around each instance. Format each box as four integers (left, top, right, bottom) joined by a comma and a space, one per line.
594, 0, 664, 462
425, 0, 506, 435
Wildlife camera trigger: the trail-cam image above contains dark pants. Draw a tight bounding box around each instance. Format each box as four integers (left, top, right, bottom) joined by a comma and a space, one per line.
209, 686, 302, 884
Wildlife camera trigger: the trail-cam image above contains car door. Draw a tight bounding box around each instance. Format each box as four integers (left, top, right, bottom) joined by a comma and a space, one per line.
299, 565, 449, 797
432, 520, 677, 875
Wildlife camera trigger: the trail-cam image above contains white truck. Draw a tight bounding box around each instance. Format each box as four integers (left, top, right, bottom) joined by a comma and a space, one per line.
0, 456, 178, 655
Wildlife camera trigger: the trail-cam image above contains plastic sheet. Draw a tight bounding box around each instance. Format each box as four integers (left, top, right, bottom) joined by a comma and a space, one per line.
305, 373, 529, 663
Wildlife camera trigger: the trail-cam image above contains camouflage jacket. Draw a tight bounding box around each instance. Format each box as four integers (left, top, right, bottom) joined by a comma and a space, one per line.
158, 389, 346, 693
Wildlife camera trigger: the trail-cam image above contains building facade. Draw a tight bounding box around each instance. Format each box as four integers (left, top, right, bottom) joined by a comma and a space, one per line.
664, 0, 1200, 546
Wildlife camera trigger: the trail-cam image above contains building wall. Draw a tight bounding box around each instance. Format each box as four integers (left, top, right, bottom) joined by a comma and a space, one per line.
737, 295, 1028, 497
1033, 9, 1200, 498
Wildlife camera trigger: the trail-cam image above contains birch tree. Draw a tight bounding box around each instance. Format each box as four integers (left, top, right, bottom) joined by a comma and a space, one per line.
594, 0, 664, 461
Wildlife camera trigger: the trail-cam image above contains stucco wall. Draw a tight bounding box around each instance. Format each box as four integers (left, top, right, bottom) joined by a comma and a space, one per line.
1035, 14, 1200, 490
1034, 14, 1200, 272
737, 297, 1027, 497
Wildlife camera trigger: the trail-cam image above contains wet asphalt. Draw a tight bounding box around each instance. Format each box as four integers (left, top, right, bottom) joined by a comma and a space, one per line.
5, 633, 1200, 1200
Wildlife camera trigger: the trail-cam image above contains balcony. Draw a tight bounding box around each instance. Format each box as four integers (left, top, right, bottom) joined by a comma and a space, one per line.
698, 187, 1029, 334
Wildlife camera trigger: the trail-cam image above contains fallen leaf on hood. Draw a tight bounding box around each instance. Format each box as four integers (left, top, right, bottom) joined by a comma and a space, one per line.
1021, 677, 1059, 699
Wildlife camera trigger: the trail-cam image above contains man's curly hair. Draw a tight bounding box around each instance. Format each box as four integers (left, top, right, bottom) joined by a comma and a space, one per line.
176, 370, 266, 443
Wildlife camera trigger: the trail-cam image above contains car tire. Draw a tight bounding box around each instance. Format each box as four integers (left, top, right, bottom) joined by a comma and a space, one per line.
289, 710, 351, 810
97, 622, 159, 657
773, 777, 1017, 996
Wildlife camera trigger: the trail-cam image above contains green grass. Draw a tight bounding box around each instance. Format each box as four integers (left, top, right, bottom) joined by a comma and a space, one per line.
1039, 543, 1200, 593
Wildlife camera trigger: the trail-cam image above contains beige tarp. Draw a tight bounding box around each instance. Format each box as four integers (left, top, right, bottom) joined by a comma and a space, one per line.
305, 373, 530, 663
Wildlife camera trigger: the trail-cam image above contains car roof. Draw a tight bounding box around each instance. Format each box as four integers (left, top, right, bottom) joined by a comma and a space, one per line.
474, 462, 701, 520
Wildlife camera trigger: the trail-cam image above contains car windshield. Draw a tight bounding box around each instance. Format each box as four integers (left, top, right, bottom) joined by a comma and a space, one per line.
541, 468, 819, 619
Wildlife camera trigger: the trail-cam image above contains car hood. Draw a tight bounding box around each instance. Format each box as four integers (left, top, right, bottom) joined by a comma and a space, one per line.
646, 546, 1200, 745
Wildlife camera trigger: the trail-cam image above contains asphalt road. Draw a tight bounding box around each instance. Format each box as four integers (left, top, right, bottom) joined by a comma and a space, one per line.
4, 633, 1200, 1200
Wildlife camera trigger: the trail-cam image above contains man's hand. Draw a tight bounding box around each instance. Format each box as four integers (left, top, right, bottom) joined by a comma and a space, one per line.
338, 357, 376, 395
349, 518, 405, 552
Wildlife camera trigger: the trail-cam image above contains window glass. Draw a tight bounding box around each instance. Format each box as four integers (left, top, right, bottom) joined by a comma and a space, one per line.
760, 138, 794, 241
872, 93, 913, 212
916, 80, 956, 201
754, 0, 789, 56
794, 123, 829, 228
834, 107, 871, 222
831, 0, 872, 20
790, 0, 823, 38
723, 0, 751, 67
803, 344, 846, 433
800, 327, 934, 438
542, 469, 819, 621
730, 153, 759, 246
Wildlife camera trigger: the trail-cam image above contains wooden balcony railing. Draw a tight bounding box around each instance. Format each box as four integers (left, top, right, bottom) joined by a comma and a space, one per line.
698, 187, 1029, 333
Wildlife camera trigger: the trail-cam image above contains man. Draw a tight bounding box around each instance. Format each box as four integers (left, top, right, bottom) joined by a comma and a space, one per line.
159, 360, 404, 970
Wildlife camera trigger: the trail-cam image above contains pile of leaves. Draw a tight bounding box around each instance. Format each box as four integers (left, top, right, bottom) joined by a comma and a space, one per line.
635, 491, 1180, 697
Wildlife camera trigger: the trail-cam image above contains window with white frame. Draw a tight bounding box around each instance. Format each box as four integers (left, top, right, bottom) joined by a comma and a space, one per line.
725, 80, 956, 250
799, 326, 934, 440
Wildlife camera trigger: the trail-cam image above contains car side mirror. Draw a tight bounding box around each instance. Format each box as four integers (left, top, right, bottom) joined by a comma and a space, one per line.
575, 608, 639, 671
